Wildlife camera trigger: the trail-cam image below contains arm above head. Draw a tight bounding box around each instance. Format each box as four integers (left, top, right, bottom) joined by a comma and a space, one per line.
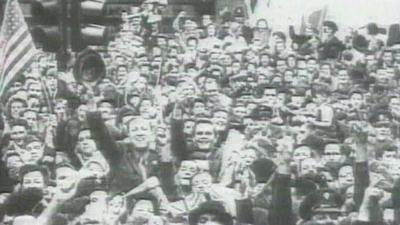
86, 111, 122, 163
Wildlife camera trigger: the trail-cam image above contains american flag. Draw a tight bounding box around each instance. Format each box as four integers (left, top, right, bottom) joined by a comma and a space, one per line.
0, 0, 37, 97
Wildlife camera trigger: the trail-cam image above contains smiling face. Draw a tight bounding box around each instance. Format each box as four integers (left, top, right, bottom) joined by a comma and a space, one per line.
193, 123, 216, 151
177, 160, 198, 185
128, 118, 153, 149
11, 125, 27, 145
22, 170, 45, 190
293, 146, 312, 163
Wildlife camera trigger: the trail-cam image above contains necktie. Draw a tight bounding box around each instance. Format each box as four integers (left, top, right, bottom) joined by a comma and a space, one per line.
138, 157, 147, 180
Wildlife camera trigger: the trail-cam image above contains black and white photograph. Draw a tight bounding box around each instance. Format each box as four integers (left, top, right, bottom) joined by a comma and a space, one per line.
1, 0, 400, 224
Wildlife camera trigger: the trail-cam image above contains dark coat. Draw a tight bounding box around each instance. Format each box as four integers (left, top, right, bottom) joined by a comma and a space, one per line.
318, 36, 345, 60
87, 112, 171, 194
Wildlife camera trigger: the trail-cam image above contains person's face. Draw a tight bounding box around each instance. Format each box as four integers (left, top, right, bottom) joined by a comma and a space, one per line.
306, 59, 318, 72
177, 160, 198, 185
131, 200, 154, 221
323, 144, 342, 163
134, 77, 148, 91
260, 55, 270, 67
116, 66, 128, 82
28, 97, 41, 113
187, 39, 198, 52
54, 101, 67, 117
10, 101, 26, 118
241, 149, 257, 166
23, 111, 38, 128
293, 147, 312, 163
9, 81, 23, 93
263, 88, 277, 106
231, 62, 241, 73
382, 150, 397, 162
389, 98, 400, 115
197, 213, 224, 225
11, 125, 27, 144
383, 52, 393, 65
350, 93, 363, 109
286, 56, 296, 68
193, 123, 215, 150
386, 161, 400, 179
77, 105, 88, 122
291, 96, 305, 109
276, 60, 286, 72
320, 65, 331, 77
221, 55, 232, 66
6, 155, 23, 180
78, 130, 97, 155
26, 141, 43, 163
28, 83, 42, 97
99, 102, 113, 119
207, 25, 216, 37
204, 81, 219, 98
322, 26, 334, 36
336, 70, 349, 85
183, 120, 195, 137
56, 167, 77, 192
300, 158, 318, 176
108, 195, 125, 215
128, 119, 152, 149
338, 166, 354, 188
193, 102, 206, 116
86, 191, 108, 214
192, 173, 212, 193
212, 111, 228, 132
233, 106, 247, 119
375, 126, 391, 141
22, 171, 45, 190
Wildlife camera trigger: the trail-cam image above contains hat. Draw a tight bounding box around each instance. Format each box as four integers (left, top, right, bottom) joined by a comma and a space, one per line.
250, 158, 277, 183
299, 189, 344, 221
233, 7, 245, 18
189, 201, 233, 225
352, 34, 369, 53
323, 21, 338, 33
294, 178, 318, 196
366, 23, 386, 35
388, 24, 400, 47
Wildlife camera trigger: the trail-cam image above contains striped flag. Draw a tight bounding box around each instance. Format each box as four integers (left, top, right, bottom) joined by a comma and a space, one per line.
0, 0, 37, 98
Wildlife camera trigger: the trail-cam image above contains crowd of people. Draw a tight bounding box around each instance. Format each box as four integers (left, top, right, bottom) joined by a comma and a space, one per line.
1, 0, 400, 224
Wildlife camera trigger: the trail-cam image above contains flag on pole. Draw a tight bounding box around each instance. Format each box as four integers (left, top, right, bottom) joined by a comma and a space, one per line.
0, 0, 37, 98
300, 4, 328, 34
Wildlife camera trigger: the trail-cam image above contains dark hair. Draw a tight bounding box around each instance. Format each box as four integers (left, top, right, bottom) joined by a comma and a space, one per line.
19, 164, 49, 186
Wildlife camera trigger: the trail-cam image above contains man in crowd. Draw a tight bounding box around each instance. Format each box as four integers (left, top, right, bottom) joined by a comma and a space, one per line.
1, 1, 400, 225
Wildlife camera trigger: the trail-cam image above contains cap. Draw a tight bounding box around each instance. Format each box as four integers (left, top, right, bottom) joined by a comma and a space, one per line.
233, 7, 245, 18
299, 189, 344, 221
323, 21, 338, 33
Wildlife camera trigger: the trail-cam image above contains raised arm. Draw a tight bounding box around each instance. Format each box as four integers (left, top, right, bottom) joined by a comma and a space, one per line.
353, 125, 370, 209
170, 104, 189, 162
86, 111, 122, 164
269, 151, 294, 225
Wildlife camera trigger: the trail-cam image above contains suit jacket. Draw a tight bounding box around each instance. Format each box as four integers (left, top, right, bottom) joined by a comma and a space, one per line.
318, 36, 345, 60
